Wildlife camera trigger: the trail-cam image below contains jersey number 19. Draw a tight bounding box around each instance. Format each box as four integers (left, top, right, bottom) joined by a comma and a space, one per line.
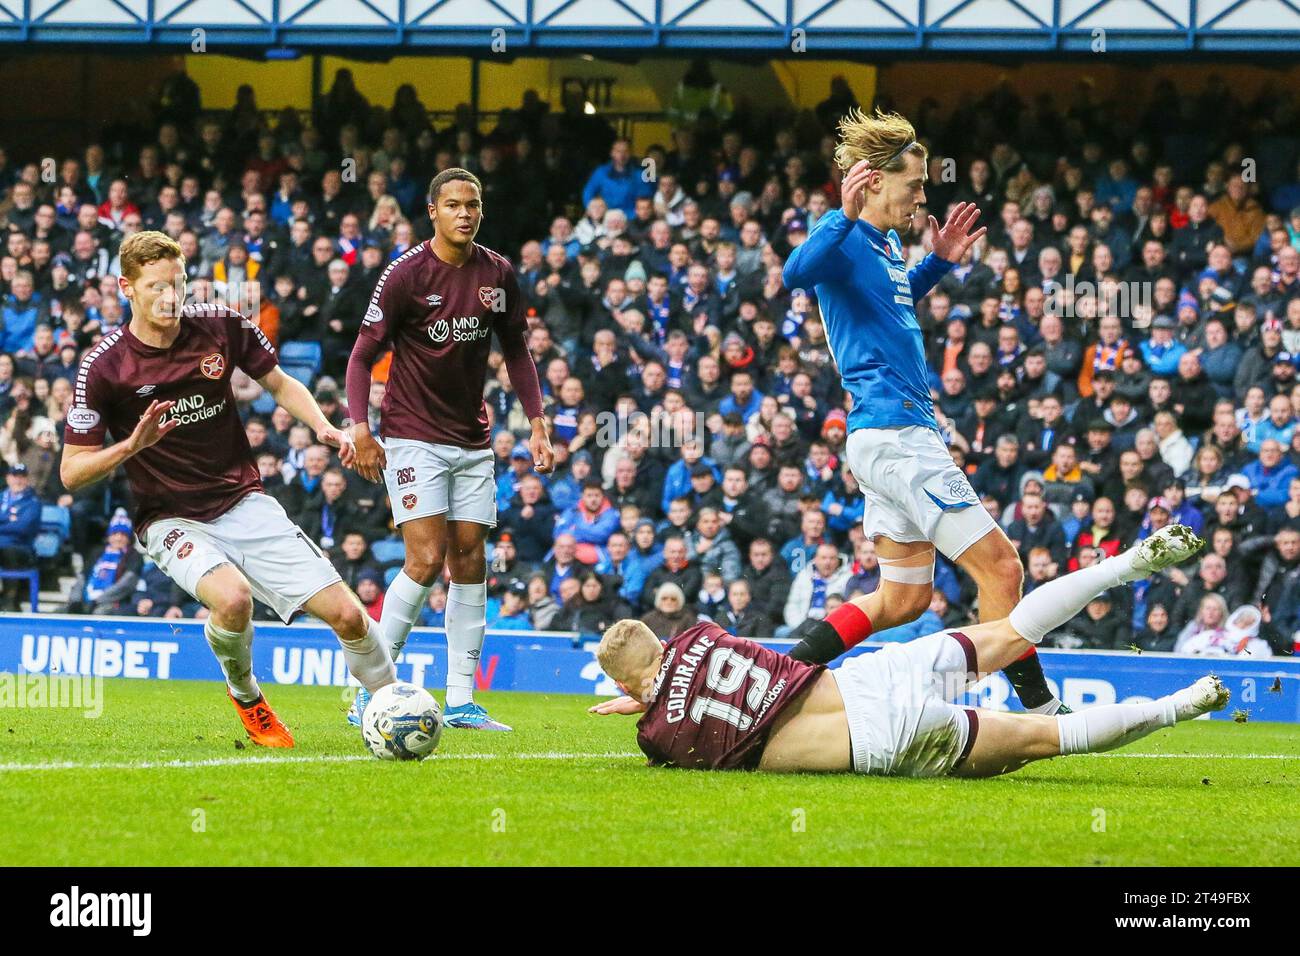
690, 648, 772, 732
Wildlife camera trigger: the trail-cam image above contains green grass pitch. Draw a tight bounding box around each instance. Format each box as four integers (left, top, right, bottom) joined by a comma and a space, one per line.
1, 678, 1297, 867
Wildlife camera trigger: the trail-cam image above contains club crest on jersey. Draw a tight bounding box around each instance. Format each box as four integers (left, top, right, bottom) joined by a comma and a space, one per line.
177, 541, 194, 560
402, 493, 417, 510
199, 353, 225, 380
479, 286, 504, 311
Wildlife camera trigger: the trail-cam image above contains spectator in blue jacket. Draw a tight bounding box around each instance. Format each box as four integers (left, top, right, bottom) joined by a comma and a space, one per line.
418, 582, 447, 628
1198, 318, 1243, 399
780, 510, 828, 574
1, 272, 46, 355
1138, 315, 1187, 375
545, 448, 594, 515
717, 368, 764, 421
595, 530, 652, 607
554, 479, 621, 561
0, 463, 42, 610
1241, 440, 1299, 509
495, 443, 536, 512
821, 467, 865, 534
486, 579, 534, 631
581, 139, 654, 215
659, 440, 720, 515
1250, 393, 1297, 454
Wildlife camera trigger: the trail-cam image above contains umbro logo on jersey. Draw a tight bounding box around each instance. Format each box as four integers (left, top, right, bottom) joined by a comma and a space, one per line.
426, 294, 443, 306
136, 385, 157, 396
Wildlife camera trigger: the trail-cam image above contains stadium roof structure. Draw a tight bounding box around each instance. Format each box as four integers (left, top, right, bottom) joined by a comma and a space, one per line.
0, 0, 1297, 53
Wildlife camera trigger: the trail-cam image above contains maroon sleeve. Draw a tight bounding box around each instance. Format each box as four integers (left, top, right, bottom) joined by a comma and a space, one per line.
233, 315, 278, 380
495, 266, 545, 422
346, 258, 404, 429
64, 348, 111, 447
346, 335, 383, 430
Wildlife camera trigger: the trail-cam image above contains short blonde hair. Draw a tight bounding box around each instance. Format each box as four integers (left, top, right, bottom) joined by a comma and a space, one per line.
834, 107, 927, 174
118, 230, 185, 281
597, 619, 661, 685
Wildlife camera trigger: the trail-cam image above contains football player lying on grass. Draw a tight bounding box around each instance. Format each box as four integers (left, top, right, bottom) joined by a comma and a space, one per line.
590, 525, 1229, 777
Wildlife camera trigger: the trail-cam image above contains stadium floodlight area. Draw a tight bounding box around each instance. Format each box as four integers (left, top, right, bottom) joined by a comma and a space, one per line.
0, 0, 1296, 53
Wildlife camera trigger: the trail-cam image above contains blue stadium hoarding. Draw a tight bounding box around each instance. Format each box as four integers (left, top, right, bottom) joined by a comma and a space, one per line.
2, 612, 1297, 721
0, 0, 1298, 52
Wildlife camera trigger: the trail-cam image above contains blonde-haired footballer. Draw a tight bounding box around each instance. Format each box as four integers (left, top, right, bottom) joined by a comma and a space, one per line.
592, 525, 1228, 777
781, 109, 1064, 716
61, 231, 397, 747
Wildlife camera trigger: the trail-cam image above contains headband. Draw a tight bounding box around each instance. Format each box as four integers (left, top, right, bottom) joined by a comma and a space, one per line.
885, 141, 918, 167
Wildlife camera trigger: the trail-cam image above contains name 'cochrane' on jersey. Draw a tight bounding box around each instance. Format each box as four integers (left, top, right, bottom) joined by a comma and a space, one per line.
636, 622, 824, 770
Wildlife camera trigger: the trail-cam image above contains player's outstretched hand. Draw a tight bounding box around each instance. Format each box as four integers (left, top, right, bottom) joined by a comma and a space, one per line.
317, 424, 347, 451
350, 425, 387, 483
840, 159, 874, 221
588, 695, 647, 716
929, 202, 987, 263
127, 400, 179, 453
330, 427, 357, 469
530, 428, 555, 475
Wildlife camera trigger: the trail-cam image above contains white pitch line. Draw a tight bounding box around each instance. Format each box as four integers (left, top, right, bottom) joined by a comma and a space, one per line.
1082, 752, 1298, 760
0, 751, 1293, 774
0, 751, 644, 773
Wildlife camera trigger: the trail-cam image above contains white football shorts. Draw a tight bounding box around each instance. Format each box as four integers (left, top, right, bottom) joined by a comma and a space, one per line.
845, 424, 995, 560
382, 438, 497, 528
831, 629, 981, 777
142, 492, 342, 624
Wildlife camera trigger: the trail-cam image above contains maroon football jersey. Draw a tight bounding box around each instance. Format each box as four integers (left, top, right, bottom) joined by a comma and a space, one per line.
636, 622, 824, 770
357, 240, 528, 449
64, 302, 278, 534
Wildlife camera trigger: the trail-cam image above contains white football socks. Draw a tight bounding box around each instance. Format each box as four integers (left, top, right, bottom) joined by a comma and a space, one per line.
380, 570, 432, 660
205, 619, 260, 703
1057, 697, 1178, 755
445, 581, 487, 708
339, 617, 398, 693
1009, 550, 1137, 645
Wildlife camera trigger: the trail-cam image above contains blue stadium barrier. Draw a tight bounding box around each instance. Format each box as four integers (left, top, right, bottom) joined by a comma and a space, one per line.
1, 613, 1297, 721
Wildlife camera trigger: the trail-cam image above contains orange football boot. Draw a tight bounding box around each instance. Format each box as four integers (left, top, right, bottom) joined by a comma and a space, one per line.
228, 690, 295, 748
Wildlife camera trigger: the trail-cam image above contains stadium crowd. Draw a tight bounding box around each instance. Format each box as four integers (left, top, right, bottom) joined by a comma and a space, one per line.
2, 64, 1300, 656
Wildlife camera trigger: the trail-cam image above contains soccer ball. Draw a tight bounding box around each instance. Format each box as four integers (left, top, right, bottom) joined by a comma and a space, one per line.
361, 682, 444, 761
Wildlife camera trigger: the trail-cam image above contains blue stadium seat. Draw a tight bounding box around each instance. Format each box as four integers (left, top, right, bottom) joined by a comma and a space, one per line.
33, 532, 62, 560
384, 567, 401, 587
281, 364, 316, 387
279, 341, 323, 372
32, 505, 71, 562
40, 505, 70, 541
371, 539, 406, 567
250, 390, 278, 415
